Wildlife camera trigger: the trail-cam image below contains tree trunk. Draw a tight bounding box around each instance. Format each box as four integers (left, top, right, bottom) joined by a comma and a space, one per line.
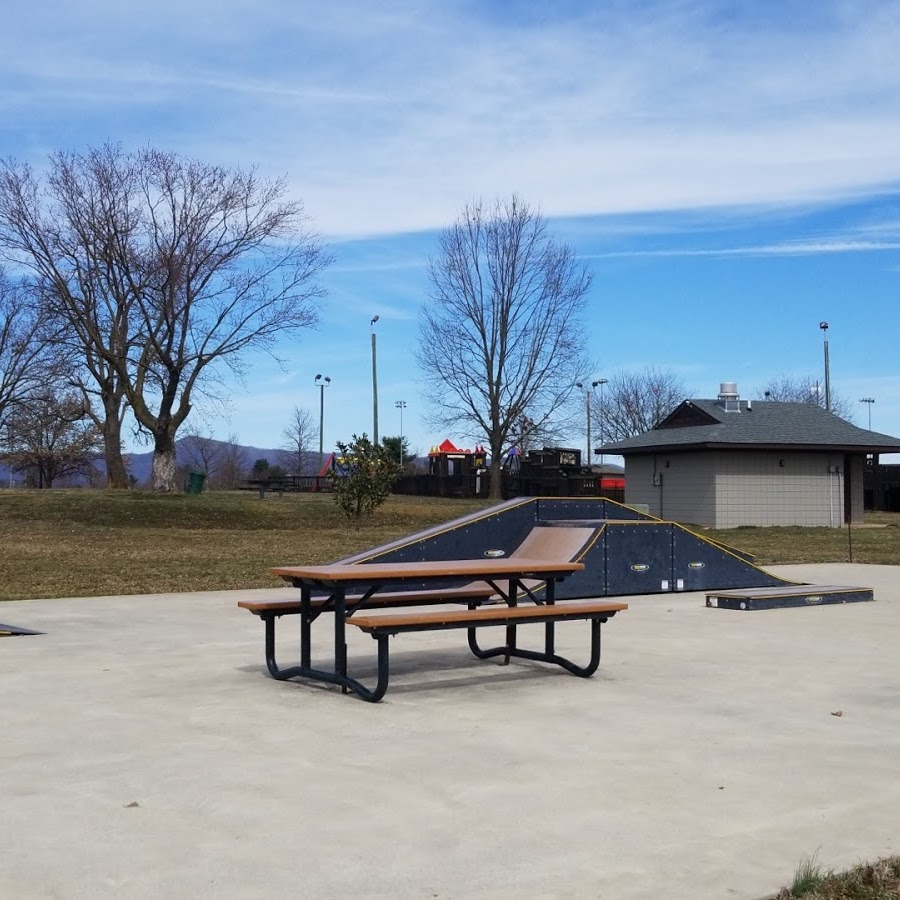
101, 418, 129, 489
489, 449, 504, 500
151, 431, 178, 493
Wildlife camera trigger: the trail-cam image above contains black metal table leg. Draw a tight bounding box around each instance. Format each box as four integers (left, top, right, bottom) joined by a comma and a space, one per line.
300, 587, 312, 668
334, 586, 348, 693
545, 579, 556, 656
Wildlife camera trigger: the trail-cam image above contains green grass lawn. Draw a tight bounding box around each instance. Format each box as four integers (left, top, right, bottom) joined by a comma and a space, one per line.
1, 489, 898, 602
704, 513, 900, 567
0, 489, 492, 602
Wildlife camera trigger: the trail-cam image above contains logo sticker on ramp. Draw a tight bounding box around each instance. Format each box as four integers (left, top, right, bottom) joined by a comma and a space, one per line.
688, 562, 705, 569
630, 564, 650, 572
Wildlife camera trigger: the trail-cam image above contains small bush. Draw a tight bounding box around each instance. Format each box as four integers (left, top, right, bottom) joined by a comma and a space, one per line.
330, 434, 399, 525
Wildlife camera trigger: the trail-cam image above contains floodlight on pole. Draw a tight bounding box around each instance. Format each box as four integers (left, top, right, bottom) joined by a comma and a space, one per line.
395, 400, 407, 466
314, 374, 331, 460
370, 315, 380, 443
860, 397, 875, 430
819, 321, 831, 412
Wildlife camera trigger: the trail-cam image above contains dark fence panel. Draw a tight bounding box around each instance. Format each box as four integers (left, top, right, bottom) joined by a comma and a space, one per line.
392, 472, 623, 502
245, 475, 332, 493
864, 464, 900, 511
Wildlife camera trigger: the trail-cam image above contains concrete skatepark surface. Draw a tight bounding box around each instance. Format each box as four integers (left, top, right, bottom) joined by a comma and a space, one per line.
2, 562, 898, 899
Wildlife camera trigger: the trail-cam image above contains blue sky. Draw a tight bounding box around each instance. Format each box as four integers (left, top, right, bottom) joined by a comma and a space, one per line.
4, 1, 900, 460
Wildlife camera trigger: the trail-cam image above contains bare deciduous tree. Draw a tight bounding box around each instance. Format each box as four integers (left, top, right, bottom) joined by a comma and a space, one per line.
281, 405, 314, 475
417, 196, 591, 499
213, 432, 249, 490
597, 367, 689, 443
179, 424, 226, 481
756, 373, 853, 420
0, 270, 56, 437
0, 151, 138, 487
2, 389, 102, 488
0, 143, 330, 493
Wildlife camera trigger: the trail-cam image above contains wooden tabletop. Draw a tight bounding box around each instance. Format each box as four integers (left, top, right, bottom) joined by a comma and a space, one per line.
271, 557, 585, 584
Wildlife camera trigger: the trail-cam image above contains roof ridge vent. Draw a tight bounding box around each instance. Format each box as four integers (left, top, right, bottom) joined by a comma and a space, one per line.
717, 381, 741, 413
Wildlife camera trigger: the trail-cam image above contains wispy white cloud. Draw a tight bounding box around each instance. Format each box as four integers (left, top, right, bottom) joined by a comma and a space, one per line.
5, 1, 900, 239
587, 239, 900, 259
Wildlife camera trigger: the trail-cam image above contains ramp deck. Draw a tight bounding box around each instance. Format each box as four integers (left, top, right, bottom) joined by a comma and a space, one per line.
706, 584, 874, 611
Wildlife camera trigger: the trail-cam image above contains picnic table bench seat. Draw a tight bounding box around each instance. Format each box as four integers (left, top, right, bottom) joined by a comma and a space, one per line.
345, 599, 628, 699
237, 583, 498, 618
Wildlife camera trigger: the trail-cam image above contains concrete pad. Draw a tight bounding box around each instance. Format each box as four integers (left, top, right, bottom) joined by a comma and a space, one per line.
1, 563, 898, 899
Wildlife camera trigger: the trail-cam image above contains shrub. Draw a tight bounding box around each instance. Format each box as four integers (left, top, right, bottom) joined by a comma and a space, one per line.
330, 434, 399, 524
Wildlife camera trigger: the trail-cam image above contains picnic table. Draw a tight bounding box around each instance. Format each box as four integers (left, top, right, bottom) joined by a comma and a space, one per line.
243, 476, 331, 498
239, 557, 627, 702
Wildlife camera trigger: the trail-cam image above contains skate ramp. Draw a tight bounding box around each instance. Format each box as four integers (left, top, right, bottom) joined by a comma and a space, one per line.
335, 497, 799, 599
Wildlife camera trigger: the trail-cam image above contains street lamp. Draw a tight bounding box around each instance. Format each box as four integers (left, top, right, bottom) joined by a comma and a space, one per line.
314, 374, 331, 461
596, 378, 608, 465
860, 397, 875, 430
819, 321, 831, 412
395, 400, 407, 466
370, 315, 380, 443
576, 380, 604, 468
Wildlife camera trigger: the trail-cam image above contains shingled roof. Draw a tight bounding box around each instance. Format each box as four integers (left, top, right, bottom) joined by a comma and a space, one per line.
600, 399, 900, 454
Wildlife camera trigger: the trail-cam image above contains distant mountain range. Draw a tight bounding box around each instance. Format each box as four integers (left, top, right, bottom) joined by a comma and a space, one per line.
0, 436, 328, 489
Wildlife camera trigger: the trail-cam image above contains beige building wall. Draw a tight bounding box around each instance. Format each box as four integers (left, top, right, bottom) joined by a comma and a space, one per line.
623, 455, 661, 517
713, 451, 845, 528
847, 454, 866, 524
624, 450, 862, 527
623, 452, 716, 525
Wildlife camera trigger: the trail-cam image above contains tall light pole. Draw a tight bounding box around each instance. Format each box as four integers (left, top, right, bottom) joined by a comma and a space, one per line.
395, 400, 407, 466
860, 397, 875, 430
819, 321, 831, 412
314, 374, 331, 461
596, 378, 608, 465
370, 315, 380, 443
576, 380, 602, 467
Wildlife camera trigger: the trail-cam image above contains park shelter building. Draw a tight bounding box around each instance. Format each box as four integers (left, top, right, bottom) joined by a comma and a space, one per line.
599, 383, 900, 528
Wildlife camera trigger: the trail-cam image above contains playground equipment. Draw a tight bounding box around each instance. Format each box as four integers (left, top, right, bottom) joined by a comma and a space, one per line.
395, 443, 624, 499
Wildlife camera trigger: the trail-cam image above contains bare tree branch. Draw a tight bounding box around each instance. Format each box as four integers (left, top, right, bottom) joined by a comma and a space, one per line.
756, 373, 853, 420
0, 270, 56, 435
597, 367, 689, 442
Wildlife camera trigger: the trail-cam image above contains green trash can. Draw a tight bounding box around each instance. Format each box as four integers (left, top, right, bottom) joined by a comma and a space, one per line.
186, 471, 206, 494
